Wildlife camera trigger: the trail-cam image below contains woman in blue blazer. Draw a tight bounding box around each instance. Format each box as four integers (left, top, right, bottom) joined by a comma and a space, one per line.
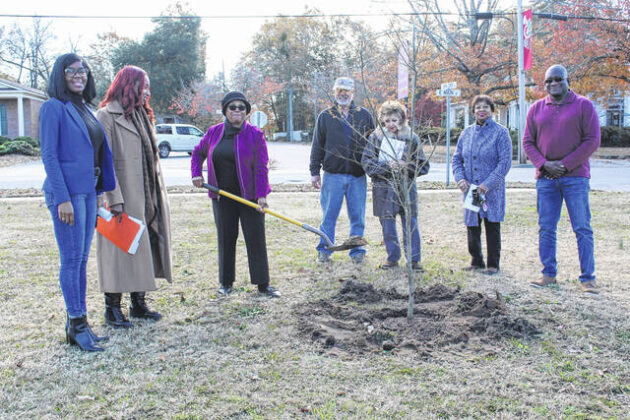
40, 53, 116, 351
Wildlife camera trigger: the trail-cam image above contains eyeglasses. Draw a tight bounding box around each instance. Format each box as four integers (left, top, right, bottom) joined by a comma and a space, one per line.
64, 67, 88, 78
228, 104, 246, 111
544, 77, 564, 84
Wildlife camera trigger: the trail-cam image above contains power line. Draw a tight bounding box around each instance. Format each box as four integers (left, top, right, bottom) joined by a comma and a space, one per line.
1, 10, 626, 23
487, 11, 628, 22
536, 0, 624, 11
0, 12, 456, 19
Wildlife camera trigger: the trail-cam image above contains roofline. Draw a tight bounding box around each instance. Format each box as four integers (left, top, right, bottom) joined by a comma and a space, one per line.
0, 78, 48, 100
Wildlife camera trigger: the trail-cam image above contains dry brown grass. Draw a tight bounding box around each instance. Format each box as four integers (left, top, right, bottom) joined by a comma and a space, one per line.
1, 190, 629, 418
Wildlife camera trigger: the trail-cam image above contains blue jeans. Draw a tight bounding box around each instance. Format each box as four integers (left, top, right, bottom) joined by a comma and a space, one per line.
45, 190, 97, 318
536, 177, 595, 283
317, 172, 367, 257
380, 214, 421, 264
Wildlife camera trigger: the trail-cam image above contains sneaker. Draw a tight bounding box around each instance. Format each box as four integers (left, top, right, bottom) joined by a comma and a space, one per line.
379, 260, 398, 270
351, 254, 365, 264
482, 267, 499, 276
317, 252, 331, 263
259, 285, 281, 298
218, 285, 232, 296
530, 275, 557, 288
579, 281, 599, 295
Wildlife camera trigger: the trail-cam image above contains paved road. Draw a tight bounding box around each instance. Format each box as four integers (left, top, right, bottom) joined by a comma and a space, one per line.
2, 143, 630, 191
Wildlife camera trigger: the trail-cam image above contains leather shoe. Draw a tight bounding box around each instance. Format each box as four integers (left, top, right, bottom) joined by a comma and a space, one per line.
379, 260, 398, 270
411, 262, 424, 272
530, 275, 557, 288
463, 265, 484, 271
258, 285, 281, 298
130, 292, 162, 321
67, 316, 104, 352
483, 267, 499, 275
67, 314, 108, 342
104, 293, 132, 328
218, 285, 232, 296
579, 281, 599, 294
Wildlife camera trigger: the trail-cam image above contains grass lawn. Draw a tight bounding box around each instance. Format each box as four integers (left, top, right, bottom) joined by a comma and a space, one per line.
1, 188, 629, 418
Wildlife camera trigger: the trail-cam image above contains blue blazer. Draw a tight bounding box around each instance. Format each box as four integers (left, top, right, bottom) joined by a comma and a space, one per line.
40, 98, 116, 206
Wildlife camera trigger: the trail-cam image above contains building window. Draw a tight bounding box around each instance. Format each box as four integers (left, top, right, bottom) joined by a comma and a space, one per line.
606, 105, 624, 127
0, 104, 7, 136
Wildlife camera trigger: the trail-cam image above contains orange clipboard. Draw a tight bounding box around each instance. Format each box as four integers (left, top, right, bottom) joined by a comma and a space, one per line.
96, 211, 146, 255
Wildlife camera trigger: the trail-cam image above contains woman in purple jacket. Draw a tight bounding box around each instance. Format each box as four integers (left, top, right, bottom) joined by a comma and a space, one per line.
452, 95, 512, 275
191, 92, 279, 297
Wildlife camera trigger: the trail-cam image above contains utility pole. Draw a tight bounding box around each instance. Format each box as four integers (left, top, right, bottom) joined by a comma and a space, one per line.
516, 0, 527, 164
409, 25, 417, 134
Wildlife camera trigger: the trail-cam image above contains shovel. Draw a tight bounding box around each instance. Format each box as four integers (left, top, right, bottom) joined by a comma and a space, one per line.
202, 183, 366, 251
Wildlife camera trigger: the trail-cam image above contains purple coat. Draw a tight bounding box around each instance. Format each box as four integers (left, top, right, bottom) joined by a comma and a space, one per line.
191, 121, 271, 201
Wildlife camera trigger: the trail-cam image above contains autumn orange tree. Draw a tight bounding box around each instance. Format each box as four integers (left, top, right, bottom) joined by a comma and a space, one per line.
527, 0, 629, 100
231, 65, 285, 135
169, 77, 225, 130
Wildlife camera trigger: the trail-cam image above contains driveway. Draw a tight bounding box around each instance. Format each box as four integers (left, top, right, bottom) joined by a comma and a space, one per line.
1, 143, 630, 191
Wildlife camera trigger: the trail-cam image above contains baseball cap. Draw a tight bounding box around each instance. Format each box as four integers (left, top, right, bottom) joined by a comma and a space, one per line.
333, 77, 355, 91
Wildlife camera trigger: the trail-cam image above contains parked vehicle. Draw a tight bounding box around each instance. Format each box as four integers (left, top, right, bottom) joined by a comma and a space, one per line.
271, 130, 309, 142
155, 124, 204, 158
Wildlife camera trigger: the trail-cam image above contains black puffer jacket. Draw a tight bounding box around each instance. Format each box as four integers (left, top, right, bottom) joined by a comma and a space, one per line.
309, 102, 375, 177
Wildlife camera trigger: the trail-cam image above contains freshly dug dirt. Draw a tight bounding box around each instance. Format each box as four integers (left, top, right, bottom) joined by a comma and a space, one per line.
296, 281, 540, 356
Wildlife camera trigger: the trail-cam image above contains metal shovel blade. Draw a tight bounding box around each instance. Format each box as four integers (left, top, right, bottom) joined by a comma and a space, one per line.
326, 236, 368, 251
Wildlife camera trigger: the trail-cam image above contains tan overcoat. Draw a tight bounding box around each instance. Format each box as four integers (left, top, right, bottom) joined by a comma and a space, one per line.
96, 101, 173, 293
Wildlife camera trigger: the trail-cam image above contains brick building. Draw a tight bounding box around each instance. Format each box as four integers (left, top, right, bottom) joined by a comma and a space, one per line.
0, 78, 47, 139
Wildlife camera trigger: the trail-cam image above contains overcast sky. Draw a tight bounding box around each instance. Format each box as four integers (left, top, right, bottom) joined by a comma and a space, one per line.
0, 0, 414, 79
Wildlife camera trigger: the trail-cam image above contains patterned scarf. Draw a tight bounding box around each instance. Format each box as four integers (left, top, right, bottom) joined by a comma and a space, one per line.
129, 106, 161, 236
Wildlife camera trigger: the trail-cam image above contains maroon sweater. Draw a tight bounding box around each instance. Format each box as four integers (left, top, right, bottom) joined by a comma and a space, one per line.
523, 90, 600, 179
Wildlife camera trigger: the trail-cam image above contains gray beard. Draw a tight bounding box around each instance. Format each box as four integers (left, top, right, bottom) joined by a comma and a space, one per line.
336, 98, 351, 106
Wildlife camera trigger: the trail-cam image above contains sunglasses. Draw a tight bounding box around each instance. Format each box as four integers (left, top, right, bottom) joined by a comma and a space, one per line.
228, 104, 246, 111
544, 77, 564, 84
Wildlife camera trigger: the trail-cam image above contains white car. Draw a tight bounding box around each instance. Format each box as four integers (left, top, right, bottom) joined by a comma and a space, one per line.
155, 124, 205, 158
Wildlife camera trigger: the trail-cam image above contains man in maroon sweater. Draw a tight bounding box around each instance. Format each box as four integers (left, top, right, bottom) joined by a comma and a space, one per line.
523, 65, 601, 294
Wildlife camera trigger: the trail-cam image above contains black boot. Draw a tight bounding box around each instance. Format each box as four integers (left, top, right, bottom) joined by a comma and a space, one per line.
104, 293, 132, 328
67, 316, 104, 352
67, 314, 108, 342
129, 292, 162, 321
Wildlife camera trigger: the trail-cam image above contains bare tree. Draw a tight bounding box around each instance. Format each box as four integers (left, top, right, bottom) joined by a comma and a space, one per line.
408, 0, 519, 97
0, 18, 56, 89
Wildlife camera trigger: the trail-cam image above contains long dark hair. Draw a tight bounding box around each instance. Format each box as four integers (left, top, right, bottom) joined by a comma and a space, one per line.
99, 66, 155, 121
47, 53, 97, 104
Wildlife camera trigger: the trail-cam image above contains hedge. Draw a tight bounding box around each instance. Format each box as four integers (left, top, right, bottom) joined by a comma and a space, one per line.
600, 126, 630, 147
12, 136, 40, 148
0, 138, 40, 156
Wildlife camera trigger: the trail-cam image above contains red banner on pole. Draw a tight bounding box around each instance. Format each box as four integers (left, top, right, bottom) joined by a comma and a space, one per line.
523, 9, 533, 70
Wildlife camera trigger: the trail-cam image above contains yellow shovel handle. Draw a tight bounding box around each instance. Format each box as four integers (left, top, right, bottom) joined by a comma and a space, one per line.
202, 183, 303, 227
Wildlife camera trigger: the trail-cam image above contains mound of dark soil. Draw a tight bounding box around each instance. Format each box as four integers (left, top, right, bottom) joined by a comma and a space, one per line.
296, 281, 539, 356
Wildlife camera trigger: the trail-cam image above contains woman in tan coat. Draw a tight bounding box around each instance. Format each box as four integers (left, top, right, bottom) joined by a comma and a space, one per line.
96, 66, 172, 328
